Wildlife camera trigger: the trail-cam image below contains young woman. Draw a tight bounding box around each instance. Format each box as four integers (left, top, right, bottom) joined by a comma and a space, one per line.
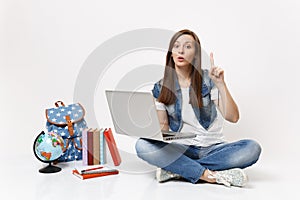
135, 29, 261, 187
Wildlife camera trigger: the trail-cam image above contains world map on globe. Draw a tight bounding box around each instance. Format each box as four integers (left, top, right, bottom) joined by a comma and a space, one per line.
34, 131, 64, 162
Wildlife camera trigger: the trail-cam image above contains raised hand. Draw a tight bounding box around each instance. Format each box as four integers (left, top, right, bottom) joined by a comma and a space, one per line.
209, 52, 224, 86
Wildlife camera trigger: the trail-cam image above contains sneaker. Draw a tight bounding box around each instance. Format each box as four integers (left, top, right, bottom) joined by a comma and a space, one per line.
156, 168, 181, 183
208, 168, 248, 187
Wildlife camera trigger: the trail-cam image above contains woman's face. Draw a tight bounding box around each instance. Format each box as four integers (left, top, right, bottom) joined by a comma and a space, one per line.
171, 34, 196, 68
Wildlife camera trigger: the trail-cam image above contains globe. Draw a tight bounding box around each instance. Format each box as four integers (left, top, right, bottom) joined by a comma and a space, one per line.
33, 131, 64, 173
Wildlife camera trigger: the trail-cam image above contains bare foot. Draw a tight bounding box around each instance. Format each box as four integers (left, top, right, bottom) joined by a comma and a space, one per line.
200, 169, 216, 183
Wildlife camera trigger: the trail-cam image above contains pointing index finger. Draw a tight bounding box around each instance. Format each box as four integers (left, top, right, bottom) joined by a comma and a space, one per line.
210, 52, 215, 68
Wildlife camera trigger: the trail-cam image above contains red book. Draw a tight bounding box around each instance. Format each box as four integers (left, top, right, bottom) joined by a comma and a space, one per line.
87, 129, 96, 165
103, 128, 121, 166
72, 169, 119, 180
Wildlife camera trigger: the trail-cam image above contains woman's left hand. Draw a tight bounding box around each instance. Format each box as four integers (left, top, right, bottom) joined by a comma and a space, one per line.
209, 52, 225, 87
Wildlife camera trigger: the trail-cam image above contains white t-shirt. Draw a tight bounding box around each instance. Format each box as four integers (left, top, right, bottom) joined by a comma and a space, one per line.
155, 87, 225, 147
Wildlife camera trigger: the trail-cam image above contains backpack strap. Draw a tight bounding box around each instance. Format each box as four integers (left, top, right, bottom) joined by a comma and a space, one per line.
62, 139, 70, 153
60, 115, 75, 153
65, 115, 83, 151
65, 115, 74, 137
61, 138, 82, 152
72, 138, 83, 150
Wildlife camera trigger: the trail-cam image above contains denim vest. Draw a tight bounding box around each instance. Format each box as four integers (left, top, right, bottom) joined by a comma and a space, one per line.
152, 69, 217, 131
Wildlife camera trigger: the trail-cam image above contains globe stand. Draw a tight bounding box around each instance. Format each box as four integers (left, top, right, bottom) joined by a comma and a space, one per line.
39, 162, 61, 173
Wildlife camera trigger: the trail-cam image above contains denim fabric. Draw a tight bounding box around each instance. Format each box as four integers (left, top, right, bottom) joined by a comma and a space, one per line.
135, 138, 261, 183
152, 69, 217, 130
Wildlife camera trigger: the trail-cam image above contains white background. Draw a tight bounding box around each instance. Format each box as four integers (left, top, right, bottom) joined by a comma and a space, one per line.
1, 0, 300, 198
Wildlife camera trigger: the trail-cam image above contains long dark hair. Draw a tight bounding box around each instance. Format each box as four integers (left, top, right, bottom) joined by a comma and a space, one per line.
157, 29, 203, 108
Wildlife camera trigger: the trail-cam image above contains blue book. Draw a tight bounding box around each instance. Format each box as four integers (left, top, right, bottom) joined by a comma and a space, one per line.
100, 128, 106, 164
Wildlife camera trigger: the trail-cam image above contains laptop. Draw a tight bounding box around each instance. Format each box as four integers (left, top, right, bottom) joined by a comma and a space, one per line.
105, 90, 196, 141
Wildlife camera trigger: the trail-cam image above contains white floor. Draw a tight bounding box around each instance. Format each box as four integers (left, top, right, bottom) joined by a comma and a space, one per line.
1, 152, 299, 200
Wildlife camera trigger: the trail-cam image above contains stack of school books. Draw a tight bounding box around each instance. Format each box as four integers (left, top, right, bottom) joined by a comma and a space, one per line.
72, 166, 119, 180
82, 128, 121, 166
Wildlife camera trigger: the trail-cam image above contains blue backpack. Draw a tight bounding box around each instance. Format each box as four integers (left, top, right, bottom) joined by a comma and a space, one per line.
46, 101, 88, 162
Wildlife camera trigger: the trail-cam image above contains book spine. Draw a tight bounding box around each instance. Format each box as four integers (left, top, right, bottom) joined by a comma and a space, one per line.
100, 129, 106, 164
104, 128, 121, 166
93, 129, 100, 165
82, 128, 88, 165
87, 130, 94, 165
83, 172, 118, 179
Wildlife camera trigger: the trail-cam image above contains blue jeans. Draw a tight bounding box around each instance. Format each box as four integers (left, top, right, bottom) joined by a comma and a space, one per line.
135, 138, 261, 183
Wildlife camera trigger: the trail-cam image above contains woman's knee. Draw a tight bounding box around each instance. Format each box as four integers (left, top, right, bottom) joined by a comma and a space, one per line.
238, 139, 262, 166
226, 139, 262, 168
135, 138, 149, 154
135, 139, 161, 167
135, 138, 164, 159
244, 139, 262, 160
